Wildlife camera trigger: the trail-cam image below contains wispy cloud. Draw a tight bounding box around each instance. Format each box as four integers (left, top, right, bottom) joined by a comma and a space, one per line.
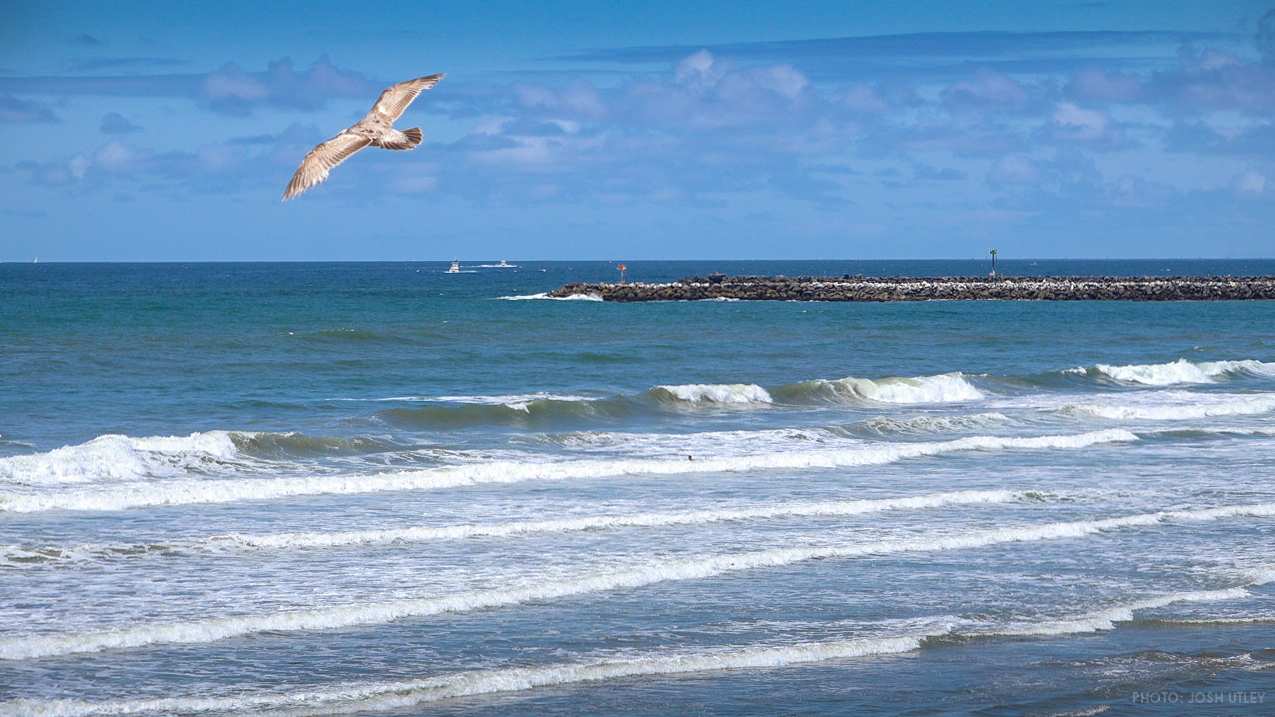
0, 94, 58, 123
552, 30, 1240, 72
66, 56, 188, 73
99, 112, 141, 134
0, 57, 379, 116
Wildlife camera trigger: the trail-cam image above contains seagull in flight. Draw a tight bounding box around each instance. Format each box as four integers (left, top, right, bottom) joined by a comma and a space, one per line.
282, 72, 444, 201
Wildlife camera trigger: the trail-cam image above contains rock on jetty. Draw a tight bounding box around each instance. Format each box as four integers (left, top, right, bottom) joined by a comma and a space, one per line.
548, 275, 1275, 302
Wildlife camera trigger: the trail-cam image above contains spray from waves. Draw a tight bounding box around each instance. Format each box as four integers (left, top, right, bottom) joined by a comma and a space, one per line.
0, 429, 1136, 513
1059, 392, 1275, 421
648, 384, 774, 405
5, 490, 1029, 565
498, 292, 603, 301
1068, 358, 1275, 386
771, 372, 984, 405
3, 500, 1269, 660
7, 580, 1270, 716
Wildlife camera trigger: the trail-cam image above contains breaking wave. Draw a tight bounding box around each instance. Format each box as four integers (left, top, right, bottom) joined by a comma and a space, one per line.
7, 573, 1271, 715
376, 394, 630, 427
648, 384, 774, 405
498, 292, 603, 301
11, 571, 1267, 717
1071, 358, 1275, 386
3, 499, 1268, 659
1060, 392, 1275, 421
0, 432, 244, 485
0, 431, 411, 486
0, 632, 945, 716
772, 372, 984, 405
975, 587, 1257, 637
0, 429, 1136, 513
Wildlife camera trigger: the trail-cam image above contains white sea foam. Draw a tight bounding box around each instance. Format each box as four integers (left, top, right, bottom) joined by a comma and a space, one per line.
0, 632, 945, 716
4, 499, 1269, 660
164, 490, 1029, 555
429, 393, 601, 411
650, 383, 774, 404
859, 412, 1011, 434
1062, 391, 1275, 421
0, 432, 244, 485
0, 430, 1136, 513
7, 575, 1270, 715
785, 372, 984, 404
1084, 358, 1275, 386
498, 292, 603, 301
531, 426, 843, 454
984, 587, 1255, 637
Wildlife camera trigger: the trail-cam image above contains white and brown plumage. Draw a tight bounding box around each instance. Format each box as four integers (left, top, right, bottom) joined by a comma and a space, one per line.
282, 73, 444, 201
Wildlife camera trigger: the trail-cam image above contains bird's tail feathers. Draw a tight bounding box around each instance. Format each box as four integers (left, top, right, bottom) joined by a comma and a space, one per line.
380, 128, 423, 151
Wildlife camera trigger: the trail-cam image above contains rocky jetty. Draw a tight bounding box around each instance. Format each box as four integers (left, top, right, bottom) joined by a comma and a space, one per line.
549, 275, 1275, 302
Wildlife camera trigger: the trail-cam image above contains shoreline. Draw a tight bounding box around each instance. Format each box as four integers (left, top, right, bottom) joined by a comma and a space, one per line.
549, 275, 1275, 302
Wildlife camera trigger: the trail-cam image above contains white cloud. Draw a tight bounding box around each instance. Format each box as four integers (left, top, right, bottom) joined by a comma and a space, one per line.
1233, 170, 1266, 195
987, 155, 1039, 185
1053, 102, 1108, 139
675, 50, 720, 88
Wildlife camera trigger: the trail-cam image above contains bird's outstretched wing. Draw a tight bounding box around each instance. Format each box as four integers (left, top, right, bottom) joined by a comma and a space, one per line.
282, 133, 372, 201
368, 73, 445, 123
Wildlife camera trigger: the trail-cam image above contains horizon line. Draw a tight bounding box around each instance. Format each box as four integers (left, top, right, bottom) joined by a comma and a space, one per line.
3, 257, 1274, 265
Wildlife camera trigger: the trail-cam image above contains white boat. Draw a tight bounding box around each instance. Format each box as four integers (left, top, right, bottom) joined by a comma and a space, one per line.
496, 259, 516, 268
446, 260, 461, 274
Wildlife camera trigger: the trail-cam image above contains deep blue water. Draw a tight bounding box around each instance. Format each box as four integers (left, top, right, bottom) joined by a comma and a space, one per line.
1, 260, 1273, 716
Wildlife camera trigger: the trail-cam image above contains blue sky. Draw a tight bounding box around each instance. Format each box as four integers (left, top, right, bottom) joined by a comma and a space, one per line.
2, 0, 1274, 260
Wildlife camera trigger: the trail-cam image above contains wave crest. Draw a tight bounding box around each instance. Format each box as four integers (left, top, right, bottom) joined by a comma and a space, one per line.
10, 574, 1268, 716
498, 292, 603, 301
2, 500, 1267, 659
0, 432, 243, 485
0, 429, 1136, 512
648, 384, 774, 405
773, 372, 984, 405
6, 489, 1027, 565
1061, 392, 1275, 421
377, 394, 625, 428
1074, 358, 1275, 386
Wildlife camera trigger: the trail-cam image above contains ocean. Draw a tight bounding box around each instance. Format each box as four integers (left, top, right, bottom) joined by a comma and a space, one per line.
2, 260, 1273, 716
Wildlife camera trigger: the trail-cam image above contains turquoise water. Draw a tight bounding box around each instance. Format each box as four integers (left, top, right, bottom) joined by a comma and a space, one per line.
2, 260, 1274, 715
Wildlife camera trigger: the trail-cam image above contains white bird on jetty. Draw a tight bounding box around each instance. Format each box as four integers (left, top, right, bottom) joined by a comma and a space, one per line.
282, 73, 444, 201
